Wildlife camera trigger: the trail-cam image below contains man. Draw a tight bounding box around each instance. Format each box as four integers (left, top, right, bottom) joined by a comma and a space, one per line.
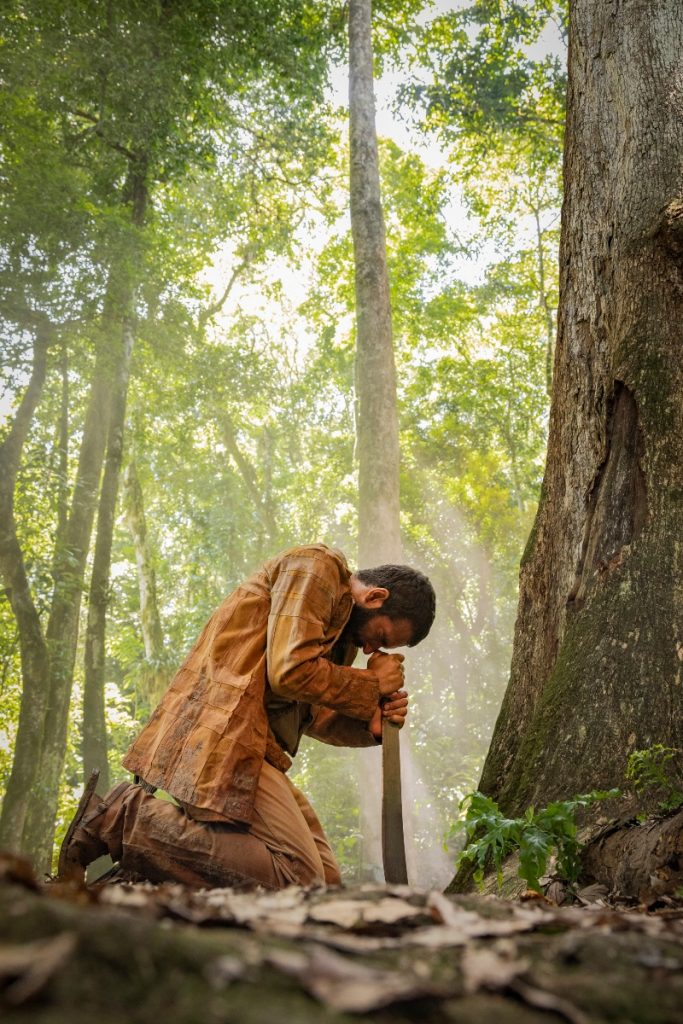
59, 544, 435, 889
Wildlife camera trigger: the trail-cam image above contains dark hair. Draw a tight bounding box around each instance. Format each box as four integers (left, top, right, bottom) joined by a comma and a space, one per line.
355, 564, 436, 646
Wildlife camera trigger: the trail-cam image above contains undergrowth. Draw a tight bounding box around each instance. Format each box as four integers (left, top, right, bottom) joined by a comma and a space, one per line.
448, 789, 620, 893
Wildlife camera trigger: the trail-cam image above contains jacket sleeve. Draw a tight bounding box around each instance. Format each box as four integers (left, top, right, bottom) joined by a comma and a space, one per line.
266, 549, 380, 720
304, 706, 380, 747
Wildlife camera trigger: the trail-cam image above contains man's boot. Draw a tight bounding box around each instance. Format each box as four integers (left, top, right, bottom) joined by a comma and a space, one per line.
57, 770, 132, 883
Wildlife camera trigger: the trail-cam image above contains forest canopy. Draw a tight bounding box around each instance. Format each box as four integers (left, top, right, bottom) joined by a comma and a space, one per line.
0, 0, 566, 883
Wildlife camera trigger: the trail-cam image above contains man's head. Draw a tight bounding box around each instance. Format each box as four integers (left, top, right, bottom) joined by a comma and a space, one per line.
346, 564, 436, 655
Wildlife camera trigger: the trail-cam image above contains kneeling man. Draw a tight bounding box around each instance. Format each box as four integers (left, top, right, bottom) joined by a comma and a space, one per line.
59, 544, 435, 889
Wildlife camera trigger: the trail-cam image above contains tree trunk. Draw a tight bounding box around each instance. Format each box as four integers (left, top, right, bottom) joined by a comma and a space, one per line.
20, 338, 113, 869
348, 0, 401, 569
0, 325, 53, 852
580, 808, 683, 901
122, 456, 169, 702
81, 315, 135, 788
348, 0, 405, 884
474, 1, 683, 826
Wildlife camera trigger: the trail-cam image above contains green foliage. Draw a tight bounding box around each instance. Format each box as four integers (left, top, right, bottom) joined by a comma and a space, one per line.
1, 0, 563, 877
449, 788, 621, 892
625, 745, 683, 813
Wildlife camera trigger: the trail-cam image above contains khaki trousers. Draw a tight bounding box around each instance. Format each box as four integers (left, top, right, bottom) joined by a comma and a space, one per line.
96, 762, 341, 890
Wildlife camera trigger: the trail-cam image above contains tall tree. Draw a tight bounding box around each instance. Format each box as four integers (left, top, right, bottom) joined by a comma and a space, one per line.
348, 0, 404, 882
349, 0, 402, 568
475, 0, 683, 819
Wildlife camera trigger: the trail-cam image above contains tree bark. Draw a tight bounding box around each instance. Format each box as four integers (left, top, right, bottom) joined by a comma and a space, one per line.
348, 0, 402, 569
0, 325, 53, 852
474, 1, 683, 826
580, 808, 683, 901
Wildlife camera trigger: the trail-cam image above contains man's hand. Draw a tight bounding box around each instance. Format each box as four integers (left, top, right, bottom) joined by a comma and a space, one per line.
369, 690, 409, 739
368, 651, 405, 696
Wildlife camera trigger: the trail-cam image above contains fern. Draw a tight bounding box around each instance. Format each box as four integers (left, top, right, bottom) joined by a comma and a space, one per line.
449, 788, 620, 892
625, 745, 683, 812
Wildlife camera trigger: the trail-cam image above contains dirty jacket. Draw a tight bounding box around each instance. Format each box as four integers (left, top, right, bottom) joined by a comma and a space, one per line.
123, 545, 380, 822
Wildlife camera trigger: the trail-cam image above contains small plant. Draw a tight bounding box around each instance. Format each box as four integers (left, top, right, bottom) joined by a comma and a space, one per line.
448, 788, 620, 893
625, 745, 683, 812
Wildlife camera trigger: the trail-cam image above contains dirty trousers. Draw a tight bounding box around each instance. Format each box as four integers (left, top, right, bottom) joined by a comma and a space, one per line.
97, 761, 341, 890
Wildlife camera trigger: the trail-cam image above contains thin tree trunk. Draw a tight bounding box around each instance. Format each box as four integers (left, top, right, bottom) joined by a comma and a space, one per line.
348, 0, 404, 883
349, 0, 401, 569
122, 456, 168, 702
22, 161, 148, 869
0, 325, 53, 851
20, 337, 113, 868
81, 315, 135, 788
221, 416, 278, 547
473, 0, 683, 826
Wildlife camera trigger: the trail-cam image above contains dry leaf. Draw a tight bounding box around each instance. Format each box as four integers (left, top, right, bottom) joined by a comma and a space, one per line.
0, 933, 77, 1005
0, 853, 39, 891
266, 944, 448, 1013
510, 979, 588, 1024
460, 945, 528, 994
427, 892, 543, 939
307, 897, 425, 929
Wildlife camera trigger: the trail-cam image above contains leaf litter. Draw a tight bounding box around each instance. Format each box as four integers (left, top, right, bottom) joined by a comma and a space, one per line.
2, 855, 683, 1019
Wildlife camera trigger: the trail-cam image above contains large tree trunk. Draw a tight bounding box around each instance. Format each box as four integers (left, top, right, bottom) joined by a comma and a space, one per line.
0, 325, 53, 852
348, 0, 401, 569
475, 1, 683, 824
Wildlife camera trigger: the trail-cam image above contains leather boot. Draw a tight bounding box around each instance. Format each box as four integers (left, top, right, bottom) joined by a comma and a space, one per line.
57, 771, 131, 883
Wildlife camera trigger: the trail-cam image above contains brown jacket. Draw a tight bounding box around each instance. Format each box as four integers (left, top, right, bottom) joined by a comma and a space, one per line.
123, 545, 380, 822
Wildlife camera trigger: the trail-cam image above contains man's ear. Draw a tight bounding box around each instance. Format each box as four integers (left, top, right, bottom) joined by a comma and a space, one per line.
362, 586, 389, 609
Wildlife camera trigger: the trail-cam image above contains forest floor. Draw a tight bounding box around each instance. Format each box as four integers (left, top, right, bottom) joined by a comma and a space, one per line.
1, 854, 683, 1024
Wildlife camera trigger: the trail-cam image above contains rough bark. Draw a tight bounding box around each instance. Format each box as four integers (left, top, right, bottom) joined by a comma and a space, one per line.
581, 808, 683, 901
532, 207, 555, 396
0, 325, 53, 851
348, 0, 402, 568
476, 1, 683, 823
122, 456, 169, 702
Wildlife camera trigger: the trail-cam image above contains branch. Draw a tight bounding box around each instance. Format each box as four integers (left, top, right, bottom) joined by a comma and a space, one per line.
69, 108, 136, 161
196, 249, 256, 331
0, 327, 53, 655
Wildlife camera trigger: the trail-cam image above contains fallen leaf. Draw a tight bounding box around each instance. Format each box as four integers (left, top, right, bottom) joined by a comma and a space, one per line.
460, 944, 528, 995
266, 944, 450, 1013
510, 979, 588, 1024
0, 933, 77, 1005
0, 853, 39, 891
427, 892, 544, 939
307, 897, 425, 929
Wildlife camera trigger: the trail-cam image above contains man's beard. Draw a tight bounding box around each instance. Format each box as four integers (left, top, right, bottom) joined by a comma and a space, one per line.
342, 604, 379, 648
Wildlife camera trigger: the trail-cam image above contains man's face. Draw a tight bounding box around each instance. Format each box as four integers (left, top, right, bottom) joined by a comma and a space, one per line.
345, 607, 413, 655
